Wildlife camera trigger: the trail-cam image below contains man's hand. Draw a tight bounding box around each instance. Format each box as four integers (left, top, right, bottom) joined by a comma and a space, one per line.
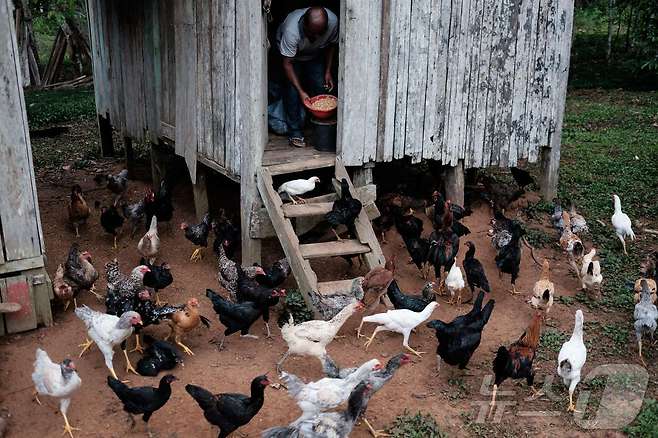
324, 71, 334, 92
299, 90, 311, 103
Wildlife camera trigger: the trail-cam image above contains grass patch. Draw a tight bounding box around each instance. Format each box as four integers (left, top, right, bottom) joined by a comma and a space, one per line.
538, 329, 568, 360
25, 87, 96, 129
524, 227, 554, 248
624, 399, 658, 437
385, 411, 446, 438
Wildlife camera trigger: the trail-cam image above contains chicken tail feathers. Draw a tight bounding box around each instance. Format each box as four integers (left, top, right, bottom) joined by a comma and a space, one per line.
199, 315, 211, 328
280, 372, 305, 398
185, 384, 216, 411
559, 359, 572, 374
479, 300, 495, 326
262, 426, 298, 438
107, 375, 129, 397
74, 305, 96, 327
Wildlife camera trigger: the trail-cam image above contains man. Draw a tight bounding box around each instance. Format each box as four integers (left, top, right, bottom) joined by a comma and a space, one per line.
277, 6, 338, 147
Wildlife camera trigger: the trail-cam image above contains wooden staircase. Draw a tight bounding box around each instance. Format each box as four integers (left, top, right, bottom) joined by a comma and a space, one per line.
257, 158, 385, 317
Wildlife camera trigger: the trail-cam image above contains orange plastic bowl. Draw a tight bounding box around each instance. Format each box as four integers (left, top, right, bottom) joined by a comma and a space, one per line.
304, 94, 337, 119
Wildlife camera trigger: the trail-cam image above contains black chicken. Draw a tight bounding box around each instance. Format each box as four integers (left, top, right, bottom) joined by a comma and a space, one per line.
254, 258, 291, 288
145, 180, 174, 230
386, 279, 436, 312
395, 208, 424, 240
185, 375, 270, 438
181, 212, 214, 262
325, 178, 363, 240
95, 169, 128, 204
107, 374, 177, 428
427, 291, 495, 374
394, 209, 430, 278
427, 228, 459, 289
463, 242, 491, 295
213, 213, 241, 259
141, 258, 173, 304
137, 336, 183, 377
99, 203, 124, 249
206, 289, 263, 349
510, 167, 535, 189
432, 191, 471, 236
495, 221, 524, 294
236, 268, 286, 338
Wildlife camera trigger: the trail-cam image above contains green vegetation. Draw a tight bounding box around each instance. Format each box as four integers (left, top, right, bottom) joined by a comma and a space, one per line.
25, 87, 95, 129
625, 399, 658, 437
538, 329, 568, 360
277, 289, 313, 326
385, 411, 446, 438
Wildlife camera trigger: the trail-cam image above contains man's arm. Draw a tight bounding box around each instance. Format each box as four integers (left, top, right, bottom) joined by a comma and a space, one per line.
282, 57, 310, 102
324, 45, 336, 91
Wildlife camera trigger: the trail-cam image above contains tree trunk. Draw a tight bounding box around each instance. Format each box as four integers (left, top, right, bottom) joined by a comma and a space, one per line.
606, 0, 615, 65
625, 6, 633, 52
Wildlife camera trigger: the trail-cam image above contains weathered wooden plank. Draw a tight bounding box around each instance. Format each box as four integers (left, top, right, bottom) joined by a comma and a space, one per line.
536, 0, 557, 156
392, 0, 412, 160
300, 240, 371, 260
211, 0, 226, 167
464, 0, 485, 167
86, 0, 110, 116
405, 0, 430, 164
0, 256, 45, 275
174, 0, 197, 181
318, 279, 356, 296
527, 0, 550, 163
107, 1, 125, 134
1, 275, 37, 334
224, 0, 238, 175
265, 156, 336, 175
482, 0, 503, 167
0, 1, 43, 261
422, 0, 443, 161
196, 0, 213, 160
442, 0, 462, 165
379, 0, 398, 162
361, 0, 382, 164
0, 278, 6, 335
284, 202, 336, 218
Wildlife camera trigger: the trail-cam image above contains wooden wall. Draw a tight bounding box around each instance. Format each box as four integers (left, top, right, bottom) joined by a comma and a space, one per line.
338, 0, 574, 169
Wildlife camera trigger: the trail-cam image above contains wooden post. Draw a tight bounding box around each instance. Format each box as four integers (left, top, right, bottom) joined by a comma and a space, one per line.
98, 113, 114, 156
539, 145, 560, 200
351, 162, 375, 186
150, 140, 167, 189
444, 159, 465, 207
192, 165, 209, 222
237, 0, 267, 266
124, 136, 135, 178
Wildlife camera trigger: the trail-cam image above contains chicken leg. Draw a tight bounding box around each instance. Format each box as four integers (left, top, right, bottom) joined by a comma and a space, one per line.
331, 228, 343, 241
61, 411, 80, 438
363, 417, 389, 438
130, 334, 144, 354
276, 351, 290, 373
488, 384, 498, 418
618, 235, 628, 255
364, 326, 384, 350
638, 339, 646, 367
113, 235, 118, 250
264, 322, 272, 338
190, 248, 204, 263
356, 319, 367, 338
74, 226, 80, 238
88, 284, 103, 301
402, 333, 425, 357
123, 349, 139, 375
566, 391, 581, 413
175, 334, 195, 355
508, 283, 521, 295
78, 338, 94, 357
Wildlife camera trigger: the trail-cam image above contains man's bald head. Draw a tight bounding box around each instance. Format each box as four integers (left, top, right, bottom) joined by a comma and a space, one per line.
303, 7, 328, 41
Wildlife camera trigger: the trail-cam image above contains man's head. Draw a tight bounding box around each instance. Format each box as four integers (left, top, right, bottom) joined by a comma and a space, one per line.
303, 7, 328, 42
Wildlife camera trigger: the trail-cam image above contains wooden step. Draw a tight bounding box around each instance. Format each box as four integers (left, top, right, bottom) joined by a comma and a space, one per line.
300, 240, 371, 259
317, 279, 356, 295
283, 202, 333, 218
266, 156, 336, 175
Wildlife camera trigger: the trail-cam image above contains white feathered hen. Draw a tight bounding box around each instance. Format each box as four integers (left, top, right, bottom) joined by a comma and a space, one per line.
32, 348, 82, 437
137, 215, 159, 263
557, 309, 587, 412
280, 359, 381, 418
361, 301, 439, 357
611, 194, 635, 255
75, 305, 142, 379
278, 176, 320, 204
581, 248, 602, 293
445, 259, 465, 306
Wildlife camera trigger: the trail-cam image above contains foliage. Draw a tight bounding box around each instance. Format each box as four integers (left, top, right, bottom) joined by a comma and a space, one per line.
385, 411, 446, 438
624, 399, 658, 437
277, 289, 313, 326
538, 329, 568, 360
25, 87, 95, 129
524, 227, 554, 248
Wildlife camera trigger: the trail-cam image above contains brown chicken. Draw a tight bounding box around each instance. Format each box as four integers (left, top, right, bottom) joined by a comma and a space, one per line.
635, 255, 657, 304
356, 257, 396, 337
165, 298, 211, 356
489, 313, 543, 418
68, 185, 90, 237
64, 243, 100, 300
559, 212, 584, 279
531, 259, 555, 316
53, 264, 74, 310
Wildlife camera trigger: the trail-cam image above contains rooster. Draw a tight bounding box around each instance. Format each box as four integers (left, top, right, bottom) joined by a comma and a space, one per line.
361, 301, 439, 357
489, 313, 543, 418
63, 243, 100, 301
278, 176, 320, 204
138, 215, 160, 264
557, 309, 587, 412
75, 306, 142, 379
611, 194, 635, 255
325, 178, 363, 240
67, 184, 89, 238
278, 301, 364, 372
181, 212, 214, 262
32, 349, 81, 438
530, 259, 555, 316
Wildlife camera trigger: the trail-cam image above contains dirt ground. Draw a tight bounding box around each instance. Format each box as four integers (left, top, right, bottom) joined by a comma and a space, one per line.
0, 162, 641, 437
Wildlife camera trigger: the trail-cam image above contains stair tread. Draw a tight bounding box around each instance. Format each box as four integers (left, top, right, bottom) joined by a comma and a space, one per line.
266, 156, 336, 175
317, 279, 357, 295
283, 202, 333, 218
299, 240, 371, 259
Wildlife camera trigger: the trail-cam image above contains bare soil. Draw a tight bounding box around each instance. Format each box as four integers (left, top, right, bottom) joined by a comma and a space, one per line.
0, 162, 645, 438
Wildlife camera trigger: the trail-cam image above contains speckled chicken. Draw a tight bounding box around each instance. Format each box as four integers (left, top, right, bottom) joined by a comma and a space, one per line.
559, 211, 585, 278
104, 263, 150, 317
68, 184, 89, 237
216, 242, 265, 302
634, 280, 658, 366
94, 169, 128, 204
64, 243, 100, 301
181, 212, 214, 262
121, 197, 145, 238
309, 277, 365, 320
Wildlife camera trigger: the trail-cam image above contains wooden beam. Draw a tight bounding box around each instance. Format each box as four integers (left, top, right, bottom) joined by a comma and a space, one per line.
150, 140, 168, 189
300, 240, 371, 259
0, 255, 44, 275
539, 145, 560, 200
98, 113, 114, 156
266, 155, 336, 176
192, 165, 209, 222
124, 136, 135, 178
444, 159, 465, 207
351, 162, 375, 186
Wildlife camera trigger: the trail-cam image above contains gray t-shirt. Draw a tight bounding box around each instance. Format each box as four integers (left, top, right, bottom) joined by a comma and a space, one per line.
277, 8, 338, 61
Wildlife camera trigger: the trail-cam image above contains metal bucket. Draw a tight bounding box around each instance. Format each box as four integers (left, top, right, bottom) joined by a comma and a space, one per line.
311, 117, 337, 152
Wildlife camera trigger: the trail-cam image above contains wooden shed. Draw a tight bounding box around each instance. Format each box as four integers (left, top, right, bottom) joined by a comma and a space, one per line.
85, 0, 574, 310
1, 0, 53, 333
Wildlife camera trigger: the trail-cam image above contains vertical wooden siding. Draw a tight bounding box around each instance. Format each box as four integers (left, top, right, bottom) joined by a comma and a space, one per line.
341, 0, 574, 168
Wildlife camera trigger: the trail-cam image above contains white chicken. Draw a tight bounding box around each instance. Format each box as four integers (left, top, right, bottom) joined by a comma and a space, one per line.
531, 259, 555, 316
278, 176, 320, 204
75, 305, 142, 379
280, 359, 381, 418
557, 309, 587, 412
32, 348, 82, 438
361, 301, 439, 357
580, 248, 603, 294
611, 194, 635, 255
277, 301, 364, 372
445, 259, 465, 306
137, 215, 159, 263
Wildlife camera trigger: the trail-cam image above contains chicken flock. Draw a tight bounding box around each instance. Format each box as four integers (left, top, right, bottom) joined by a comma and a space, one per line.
29, 167, 654, 438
